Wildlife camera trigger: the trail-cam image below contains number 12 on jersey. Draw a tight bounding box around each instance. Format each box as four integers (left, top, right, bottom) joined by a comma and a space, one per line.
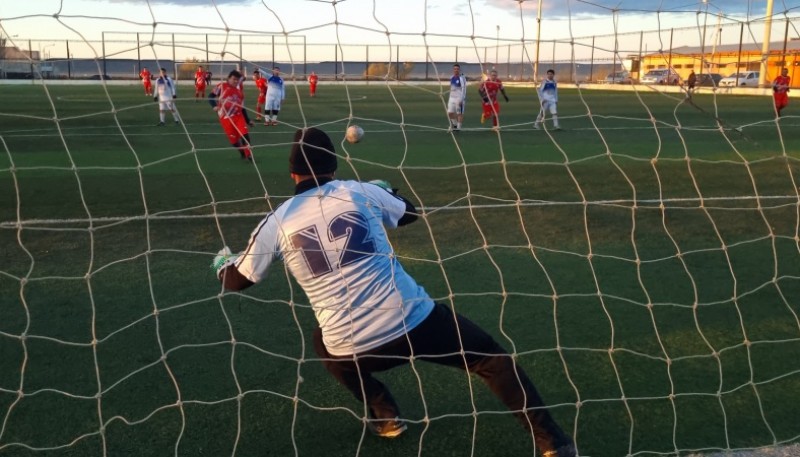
288, 212, 377, 277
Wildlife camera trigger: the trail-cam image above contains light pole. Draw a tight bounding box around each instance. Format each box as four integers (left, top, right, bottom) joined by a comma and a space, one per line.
533, 0, 543, 82
495, 25, 500, 70
41, 43, 55, 60
759, 0, 775, 87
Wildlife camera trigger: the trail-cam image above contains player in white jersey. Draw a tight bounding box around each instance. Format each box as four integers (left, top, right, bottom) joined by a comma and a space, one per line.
447, 64, 467, 131
264, 66, 286, 126
154, 68, 179, 126
535, 68, 560, 130
211, 127, 576, 456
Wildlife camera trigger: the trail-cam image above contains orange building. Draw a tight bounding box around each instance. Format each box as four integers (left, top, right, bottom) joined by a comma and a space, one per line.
640, 39, 800, 88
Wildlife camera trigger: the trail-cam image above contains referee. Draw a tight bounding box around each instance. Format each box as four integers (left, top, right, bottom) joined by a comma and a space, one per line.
213, 127, 576, 457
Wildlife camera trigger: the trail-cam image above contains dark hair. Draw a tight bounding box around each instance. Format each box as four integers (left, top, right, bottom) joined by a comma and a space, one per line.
228, 70, 242, 79
453, 64, 460, 68
289, 128, 338, 176
546, 69, 555, 74
160, 68, 167, 72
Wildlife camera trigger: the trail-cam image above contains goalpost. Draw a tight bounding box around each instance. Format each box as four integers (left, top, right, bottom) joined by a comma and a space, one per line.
1, 1, 799, 456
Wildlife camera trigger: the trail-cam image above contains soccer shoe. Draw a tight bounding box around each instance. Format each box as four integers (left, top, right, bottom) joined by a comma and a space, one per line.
367, 417, 407, 439
175, 120, 180, 125
543, 442, 576, 457
156, 122, 165, 127
255, 116, 262, 121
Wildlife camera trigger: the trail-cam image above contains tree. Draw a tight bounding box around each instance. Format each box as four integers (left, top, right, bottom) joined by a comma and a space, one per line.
177, 57, 206, 80
364, 62, 415, 80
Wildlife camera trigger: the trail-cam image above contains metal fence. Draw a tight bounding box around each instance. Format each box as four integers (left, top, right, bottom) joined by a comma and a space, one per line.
1, 16, 798, 84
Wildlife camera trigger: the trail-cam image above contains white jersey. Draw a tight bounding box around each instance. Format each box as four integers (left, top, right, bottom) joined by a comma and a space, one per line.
234, 180, 435, 356
448, 74, 467, 103
155, 76, 176, 101
538, 79, 558, 104
266, 75, 286, 101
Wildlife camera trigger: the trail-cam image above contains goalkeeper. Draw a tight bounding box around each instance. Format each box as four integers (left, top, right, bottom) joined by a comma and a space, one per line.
212, 127, 575, 457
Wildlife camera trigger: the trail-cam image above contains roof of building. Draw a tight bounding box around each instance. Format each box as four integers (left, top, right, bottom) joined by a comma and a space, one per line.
644, 39, 800, 56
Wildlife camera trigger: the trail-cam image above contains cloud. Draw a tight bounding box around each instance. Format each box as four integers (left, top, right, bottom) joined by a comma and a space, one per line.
484, 0, 775, 19
103, 0, 252, 4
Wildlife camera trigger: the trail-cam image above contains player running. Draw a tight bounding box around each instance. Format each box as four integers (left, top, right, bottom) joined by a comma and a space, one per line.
194, 65, 208, 101
478, 69, 509, 131
154, 68, 179, 126
773, 67, 791, 118
308, 71, 319, 97
211, 127, 577, 457
447, 64, 467, 131
139, 67, 153, 96
209, 70, 253, 161
535, 69, 560, 130
254, 70, 268, 121
264, 67, 286, 126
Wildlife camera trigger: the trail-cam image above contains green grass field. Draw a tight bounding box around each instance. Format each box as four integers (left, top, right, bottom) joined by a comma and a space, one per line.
1, 82, 799, 457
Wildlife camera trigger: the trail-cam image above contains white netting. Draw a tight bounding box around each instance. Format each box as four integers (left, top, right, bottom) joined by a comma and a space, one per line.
1, 1, 800, 456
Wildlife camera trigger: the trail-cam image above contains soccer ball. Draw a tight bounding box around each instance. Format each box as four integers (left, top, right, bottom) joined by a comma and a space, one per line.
346, 125, 364, 144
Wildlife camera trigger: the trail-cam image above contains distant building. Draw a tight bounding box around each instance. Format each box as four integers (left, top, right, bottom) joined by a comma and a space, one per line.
640, 39, 800, 87
0, 46, 40, 60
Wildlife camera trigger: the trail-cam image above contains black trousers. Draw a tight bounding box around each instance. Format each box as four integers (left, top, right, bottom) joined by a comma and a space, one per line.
312, 302, 571, 452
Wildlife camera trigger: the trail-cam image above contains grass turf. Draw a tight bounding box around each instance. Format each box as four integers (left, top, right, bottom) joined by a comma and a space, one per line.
1, 82, 799, 457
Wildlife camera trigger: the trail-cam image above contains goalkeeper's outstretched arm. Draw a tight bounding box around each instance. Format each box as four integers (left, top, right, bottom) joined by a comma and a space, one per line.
212, 247, 254, 291
397, 194, 418, 226
219, 266, 253, 291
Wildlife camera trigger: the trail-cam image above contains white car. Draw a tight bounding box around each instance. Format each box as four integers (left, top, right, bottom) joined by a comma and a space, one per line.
719, 71, 760, 87
605, 71, 633, 84
640, 69, 679, 85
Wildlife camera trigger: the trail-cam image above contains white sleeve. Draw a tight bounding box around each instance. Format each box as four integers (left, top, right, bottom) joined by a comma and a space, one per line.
235, 213, 280, 283
362, 183, 407, 229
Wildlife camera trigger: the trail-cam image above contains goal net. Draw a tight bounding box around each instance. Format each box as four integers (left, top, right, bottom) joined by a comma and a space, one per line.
1, 1, 799, 456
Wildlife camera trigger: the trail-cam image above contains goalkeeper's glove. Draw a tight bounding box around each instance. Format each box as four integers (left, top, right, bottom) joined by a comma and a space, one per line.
368, 179, 397, 194
211, 246, 239, 279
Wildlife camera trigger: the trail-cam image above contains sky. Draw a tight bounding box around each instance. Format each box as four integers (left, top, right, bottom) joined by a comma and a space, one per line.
0, 0, 796, 62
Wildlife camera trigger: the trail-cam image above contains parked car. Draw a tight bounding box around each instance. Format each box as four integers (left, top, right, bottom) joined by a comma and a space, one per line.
719, 71, 759, 87
696, 73, 722, 87
641, 69, 679, 85
605, 70, 633, 84
89, 74, 113, 80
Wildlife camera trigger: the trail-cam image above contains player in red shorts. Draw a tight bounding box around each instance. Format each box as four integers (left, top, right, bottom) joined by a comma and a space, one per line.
254, 70, 268, 121
209, 70, 253, 161
139, 67, 152, 96
194, 65, 207, 101
308, 71, 319, 97
478, 69, 509, 130
773, 68, 791, 118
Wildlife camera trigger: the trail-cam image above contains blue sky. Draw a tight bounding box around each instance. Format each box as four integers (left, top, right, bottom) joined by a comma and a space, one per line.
0, 0, 795, 61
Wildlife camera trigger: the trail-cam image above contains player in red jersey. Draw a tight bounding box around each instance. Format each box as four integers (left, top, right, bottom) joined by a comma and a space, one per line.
773, 68, 791, 118
139, 67, 153, 96
194, 66, 207, 101
253, 70, 268, 121
308, 71, 319, 97
209, 70, 253, 161
478, 69, 509, 130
